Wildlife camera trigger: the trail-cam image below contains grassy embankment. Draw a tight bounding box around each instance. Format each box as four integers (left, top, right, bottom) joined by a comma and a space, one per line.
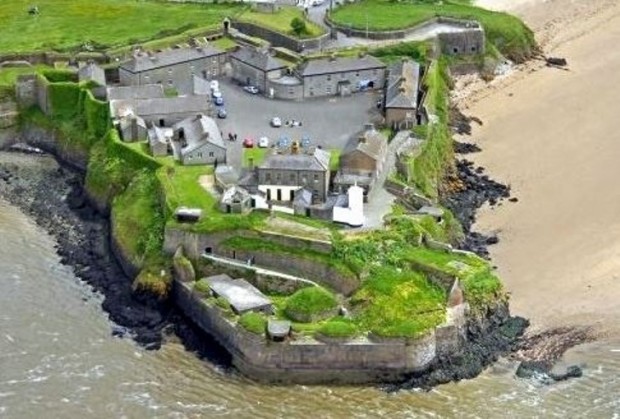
329, 0, 536, 62
237, 6, 325, 39
0, 0, 244, 53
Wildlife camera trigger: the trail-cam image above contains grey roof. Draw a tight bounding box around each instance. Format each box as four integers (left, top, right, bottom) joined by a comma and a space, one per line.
231, 47, 287, 72
192, 75, 211, 96
221, 185, 251, 204
109, 95, 209, 119
334, 172, 373, 186
293, 188, 313, 207
173, 114, 225, 154
78, 63, 105, 85
343, 128, 387, 161
299, 55, 386, 77
106, 84, 165, 101
119, 114, 147, 131
259, 148, 330, 171
215, 165, 239, 187
385, 60, 421, 109
206, 274, 272, 314
148, 125, 171, 147
267, 319, 290, 338
120, 46, 225, 73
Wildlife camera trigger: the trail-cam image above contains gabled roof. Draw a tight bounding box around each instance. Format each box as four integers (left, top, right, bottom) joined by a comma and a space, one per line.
106, 84, 165, 101
173, 113, 225, 153
259, 148, 330, 172
299, 55, 386, 77
385, 60, 421, 110
206, 274, 272, 314
120, 46, 225, 73
119, 113, 147, 130
342, 128, 387, 161
78, 63, 105, 85
148, 125, 171, 147
230, 47, 287, 72
109, 95, 209, 119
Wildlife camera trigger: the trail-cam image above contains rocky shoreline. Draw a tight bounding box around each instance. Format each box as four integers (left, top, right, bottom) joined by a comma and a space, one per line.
0, 145, 585, 388
0, 150, 231, 366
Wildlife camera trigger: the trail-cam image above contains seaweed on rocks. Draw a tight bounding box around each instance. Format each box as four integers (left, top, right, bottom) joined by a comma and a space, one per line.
442, 159, 511, 258
383, 303, 529, 392
0, 152, 231, 367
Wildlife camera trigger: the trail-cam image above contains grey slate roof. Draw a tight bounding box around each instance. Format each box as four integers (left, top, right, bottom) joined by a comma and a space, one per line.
206, 274, 272, 314
120, 46, 225, 73
343, 128, 387, 161
230, 47, 287, 72
109, 95, 209, 119
119, 114, 147, 131
299, 55, 386, 77
148, 125, 171, 147
78, 63, 106, 86
385, 60, 421, 109
173, 113, 225, 153
106, 84, 165, 101
259, 148, 330, 171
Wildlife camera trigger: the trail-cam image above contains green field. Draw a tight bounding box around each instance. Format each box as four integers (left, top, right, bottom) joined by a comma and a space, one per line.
237, 7, 325, 39
0, 0, 244, 53
330, 0, 535, 60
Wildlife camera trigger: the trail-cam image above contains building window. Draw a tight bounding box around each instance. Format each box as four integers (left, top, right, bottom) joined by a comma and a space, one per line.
209, 151, 214, 157
373, 69, 378, 75
309, 89, 314, 96
197, 152, 203, 158
168, 79, 173, 85
144, 75, 150, 81
313, 174, 319, 182
276, 173, 281, 182
327, 75, 331, 81
326, 87, 331, 94
355, 72, 359, 77
341, 73, 345, 79
290, 173, 295, 182
266, 173, 271, 182
168, 68, 172, 75
212, 58, 217, 64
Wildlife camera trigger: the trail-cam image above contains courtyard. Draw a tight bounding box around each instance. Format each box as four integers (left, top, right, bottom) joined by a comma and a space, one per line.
211, 80, 383, 169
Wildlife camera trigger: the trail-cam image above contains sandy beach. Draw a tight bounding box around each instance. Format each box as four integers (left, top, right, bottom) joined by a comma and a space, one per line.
462, 0, 620, 337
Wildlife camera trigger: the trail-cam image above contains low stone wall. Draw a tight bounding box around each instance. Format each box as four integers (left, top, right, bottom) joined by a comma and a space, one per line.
174, 279, 450, 384
164, 227, 333, 258
325, 15, 483, 48
232, 21, 331, 52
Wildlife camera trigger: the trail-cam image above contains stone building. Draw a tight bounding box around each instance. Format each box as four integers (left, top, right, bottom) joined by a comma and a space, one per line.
118, 113, 148, 142
78, 62, 106, 86
170, 114, 227, 165
297, 55, 386, 98
148, 125, 172, 156
383, 59, 421, 130
109, 95, 211, 128
257, 145, 331, 202
438, 26, 485, 56
106, 84, 165, 101
230, 47, 288, 93
219, 186, 253, 214
334, 124, 388, 200
119, 46, 227, 94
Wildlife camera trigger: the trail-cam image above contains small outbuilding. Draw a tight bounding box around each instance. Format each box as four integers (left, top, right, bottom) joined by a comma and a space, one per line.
206, 274, 273, 314
220, 185, 253, 214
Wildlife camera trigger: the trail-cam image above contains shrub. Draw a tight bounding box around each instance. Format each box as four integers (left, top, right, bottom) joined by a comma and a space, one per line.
317, 319, 358, 338
285, 287, 338, 322
239, 312, 267, 335
290, 17, 307, 36
194, 279, 212, 295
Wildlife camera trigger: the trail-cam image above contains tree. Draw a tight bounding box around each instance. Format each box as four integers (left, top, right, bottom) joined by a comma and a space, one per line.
290, 17, 307, 37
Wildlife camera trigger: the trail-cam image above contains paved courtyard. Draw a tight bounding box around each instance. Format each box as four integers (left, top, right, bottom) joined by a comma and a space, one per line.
211, 80, 382, 169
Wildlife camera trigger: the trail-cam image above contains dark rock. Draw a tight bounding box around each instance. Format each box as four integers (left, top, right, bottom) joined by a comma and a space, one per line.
454, 141, 482, 154
550, 365, 582, 381
509, 197, 519, 203
546, 57, 568, 67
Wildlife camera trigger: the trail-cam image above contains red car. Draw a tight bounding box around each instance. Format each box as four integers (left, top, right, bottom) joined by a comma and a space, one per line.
243, 137, 255, 148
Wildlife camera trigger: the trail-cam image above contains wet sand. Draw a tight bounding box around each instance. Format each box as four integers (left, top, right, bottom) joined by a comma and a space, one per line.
463, 0, 620, 337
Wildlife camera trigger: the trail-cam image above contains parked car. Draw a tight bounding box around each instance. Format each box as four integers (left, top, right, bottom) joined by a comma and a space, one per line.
301, 135, 311, 148
243, 137, 255, 148
214, 96, 224, 106
210, 80, 219, 91
212, 89, 222, 99
217, 108, 227, 119
270, 116, 282, 127
258, 136, 270, 148
277, 135, 290, 148
243, 85, 259, 94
